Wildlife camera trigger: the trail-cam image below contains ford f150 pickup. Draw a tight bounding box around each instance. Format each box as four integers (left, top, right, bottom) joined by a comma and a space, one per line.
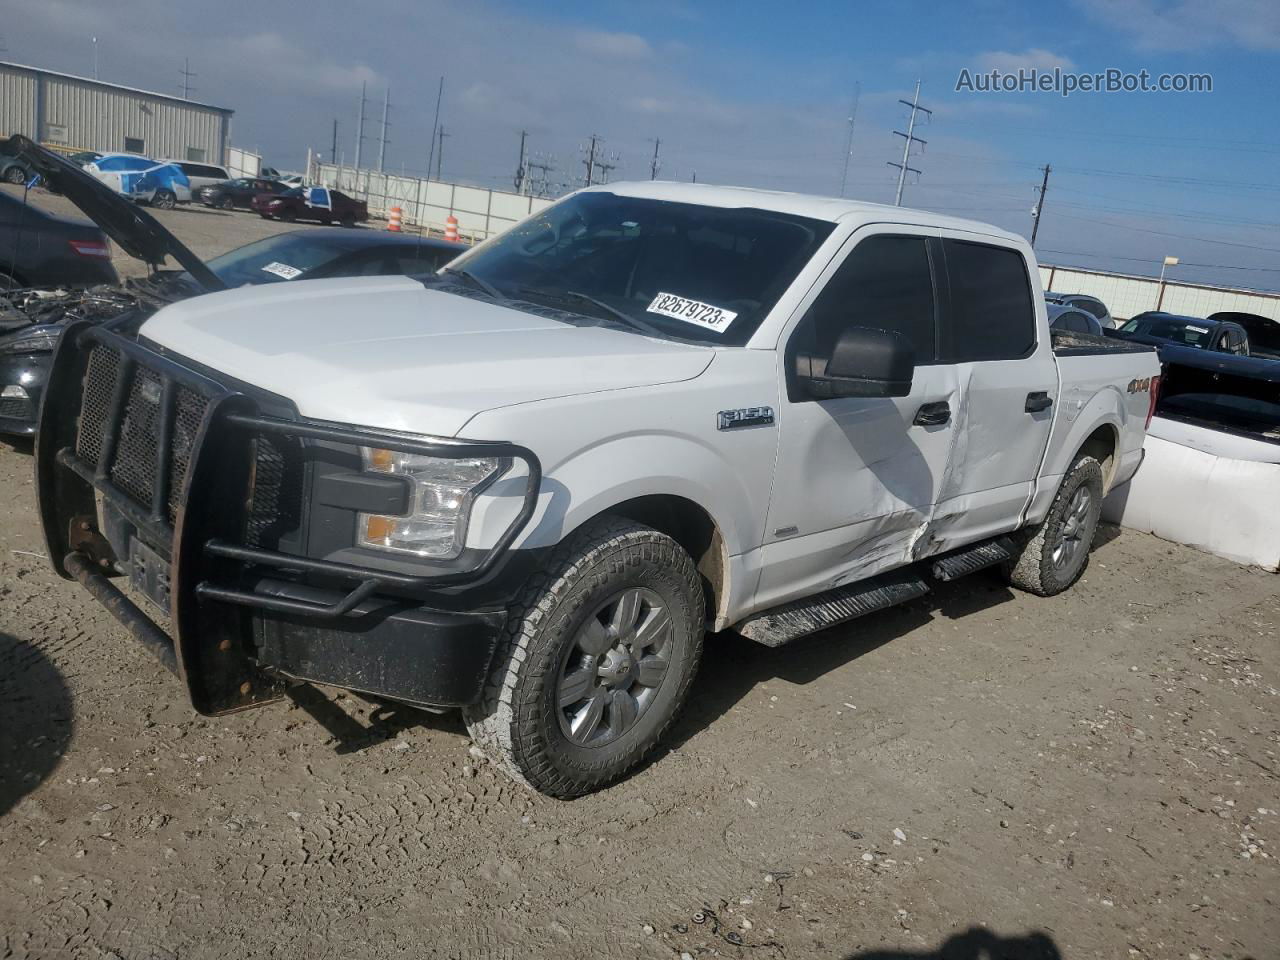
35, 177, 1161, 796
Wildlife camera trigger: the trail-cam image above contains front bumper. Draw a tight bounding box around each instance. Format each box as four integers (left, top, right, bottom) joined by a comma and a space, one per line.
37, 321, 541, 714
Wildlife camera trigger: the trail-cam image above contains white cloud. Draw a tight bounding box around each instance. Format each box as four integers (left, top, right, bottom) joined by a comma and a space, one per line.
572, 29, 653, 60
1074, 0, 1280, 50
976, 48, 1076, 73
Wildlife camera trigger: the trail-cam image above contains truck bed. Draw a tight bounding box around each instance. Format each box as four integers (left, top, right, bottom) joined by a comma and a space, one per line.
1051, 330, 1154, 357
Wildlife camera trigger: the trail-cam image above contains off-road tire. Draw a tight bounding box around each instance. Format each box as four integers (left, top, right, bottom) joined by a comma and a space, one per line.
1004, 455, 1103, 597
464, 518, 705, 798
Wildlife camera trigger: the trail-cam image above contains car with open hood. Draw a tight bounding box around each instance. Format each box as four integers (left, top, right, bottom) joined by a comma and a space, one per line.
0, 136, 460, 436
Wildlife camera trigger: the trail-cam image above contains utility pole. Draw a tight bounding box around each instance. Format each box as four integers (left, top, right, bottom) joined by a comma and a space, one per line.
649, 137, 662, 180
435, 126, 449, 181
330, 119, 338, 164
582, 135, 601, 187
426, 76, 444, 182
526, 153, 555, 197
887, 79, 931, 206
514, 130, 528, 194
839, 82, 861, 197
377, 87, 390, 172
92, 36, 99, 81
353, 81, 367, 170
179, 58, 196, 100
596, 152, 619, 184
1030, 163, 1051, 247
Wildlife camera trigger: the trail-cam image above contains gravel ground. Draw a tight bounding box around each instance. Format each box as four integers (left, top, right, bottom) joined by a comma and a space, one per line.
1, 189, 1277, 959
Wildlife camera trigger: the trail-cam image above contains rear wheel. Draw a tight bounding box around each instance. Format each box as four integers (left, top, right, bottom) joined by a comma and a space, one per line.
3, 166, 26, 185
465, 518, 705, 798
153, 189, 176, 210
340, 212, 356, 228
1004, 455, 1103, 597
280, 208, 296, 223
219, 197, 234, 211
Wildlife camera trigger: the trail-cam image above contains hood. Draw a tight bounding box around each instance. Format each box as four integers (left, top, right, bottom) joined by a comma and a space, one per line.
140, 276, 716, 436
0, 135, 223, 293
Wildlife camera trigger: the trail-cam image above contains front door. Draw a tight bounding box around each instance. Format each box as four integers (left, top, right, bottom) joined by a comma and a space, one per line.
755, 227, 960, 613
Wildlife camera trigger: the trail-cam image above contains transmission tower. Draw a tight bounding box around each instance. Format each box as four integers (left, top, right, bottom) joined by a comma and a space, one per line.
886, 79, 931, 206
179, 58, 196, 100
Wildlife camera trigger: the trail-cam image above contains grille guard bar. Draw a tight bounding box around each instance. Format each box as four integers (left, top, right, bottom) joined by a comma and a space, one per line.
39, 321, 544, 621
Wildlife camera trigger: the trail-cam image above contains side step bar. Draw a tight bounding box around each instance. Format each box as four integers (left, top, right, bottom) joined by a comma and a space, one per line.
737, 570, 930, 648
930, 536, 1015, 582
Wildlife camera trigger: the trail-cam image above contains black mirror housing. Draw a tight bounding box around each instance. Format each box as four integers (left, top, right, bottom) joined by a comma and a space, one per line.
800, 326, 914, 399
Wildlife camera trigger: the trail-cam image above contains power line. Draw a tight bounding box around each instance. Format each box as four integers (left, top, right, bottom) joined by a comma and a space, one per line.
1030, 163, 1050, 247
887, 79, 930, 206
179, 58, 196, 100
839, 82, 860, 198
353, 81, 367, 170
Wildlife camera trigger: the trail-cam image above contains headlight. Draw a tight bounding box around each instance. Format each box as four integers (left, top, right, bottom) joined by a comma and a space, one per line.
0, 326, 60, 355
357, 447, 505, 559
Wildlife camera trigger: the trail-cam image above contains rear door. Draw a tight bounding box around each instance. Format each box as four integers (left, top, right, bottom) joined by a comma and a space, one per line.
755, 226, 961, 610
926, 235, 1056, 552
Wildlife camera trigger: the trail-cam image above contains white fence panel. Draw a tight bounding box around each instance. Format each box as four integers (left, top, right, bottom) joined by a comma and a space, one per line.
1039, 264, 1280, 322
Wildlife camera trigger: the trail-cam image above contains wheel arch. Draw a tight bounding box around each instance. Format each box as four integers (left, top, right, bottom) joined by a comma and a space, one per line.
1075, 422, 1119, 492
573, 494, 730, 631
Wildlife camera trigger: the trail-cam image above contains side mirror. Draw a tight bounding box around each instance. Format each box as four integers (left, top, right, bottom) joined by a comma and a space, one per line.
800, 326, 914, 399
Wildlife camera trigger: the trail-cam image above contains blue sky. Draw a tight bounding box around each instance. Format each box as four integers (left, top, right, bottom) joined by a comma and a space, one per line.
15, 0, 1280, 290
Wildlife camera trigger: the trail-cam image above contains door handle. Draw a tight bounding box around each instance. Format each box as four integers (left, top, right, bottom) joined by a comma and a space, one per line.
1025, 391, 1054, 413
913, 401, 951, 427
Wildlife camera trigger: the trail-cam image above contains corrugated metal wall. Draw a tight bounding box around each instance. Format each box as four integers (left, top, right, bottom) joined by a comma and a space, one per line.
0, 66, 37, 137
1039, 264, 1280, 322
0, 64, 229, 163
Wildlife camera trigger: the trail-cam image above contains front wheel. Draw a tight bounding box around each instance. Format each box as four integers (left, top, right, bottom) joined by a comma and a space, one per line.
219, 197, 234, 211
465, 518, 705, 798
3, 166, 26, 185
153, 189, 176, 210
1004, 455, 1103, 597
280, 208, 296, 223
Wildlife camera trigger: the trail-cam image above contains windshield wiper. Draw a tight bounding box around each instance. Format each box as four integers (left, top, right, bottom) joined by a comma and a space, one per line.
517, 287, 665, 337
442, 266, 505, 300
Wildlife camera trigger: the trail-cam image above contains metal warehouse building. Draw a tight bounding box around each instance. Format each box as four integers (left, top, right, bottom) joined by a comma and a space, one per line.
0, 61, 233, 165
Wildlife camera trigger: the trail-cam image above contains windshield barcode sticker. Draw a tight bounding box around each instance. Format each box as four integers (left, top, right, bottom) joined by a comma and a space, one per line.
261, 261, 303, 280
647, 292, 738, 333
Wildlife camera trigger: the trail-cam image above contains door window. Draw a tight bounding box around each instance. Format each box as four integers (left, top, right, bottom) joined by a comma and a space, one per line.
798, 234, 938, 368
940, 239, 1036, 362
123, 136, 145, 154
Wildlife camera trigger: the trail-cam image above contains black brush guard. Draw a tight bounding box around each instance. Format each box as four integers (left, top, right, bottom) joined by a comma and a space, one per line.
36, 321, 541, 714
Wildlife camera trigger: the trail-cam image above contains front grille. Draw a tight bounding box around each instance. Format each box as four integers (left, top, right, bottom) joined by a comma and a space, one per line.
244, 434, 304, 548
0, 396, 33, 420
74, 344, 212, 522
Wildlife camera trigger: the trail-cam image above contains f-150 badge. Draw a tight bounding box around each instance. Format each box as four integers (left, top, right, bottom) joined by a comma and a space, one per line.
717, 407, 775, 430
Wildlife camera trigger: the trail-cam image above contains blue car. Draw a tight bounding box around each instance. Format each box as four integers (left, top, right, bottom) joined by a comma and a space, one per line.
82, 153, 191, 208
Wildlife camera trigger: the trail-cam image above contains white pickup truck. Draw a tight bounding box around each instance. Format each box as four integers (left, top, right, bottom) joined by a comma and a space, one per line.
36, 180, 1161, 797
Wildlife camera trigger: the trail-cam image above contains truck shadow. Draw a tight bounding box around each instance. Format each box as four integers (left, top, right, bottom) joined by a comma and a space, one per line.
0, 633, 74, 817
842, 926, 1062, 959
663, 570, 1018, 757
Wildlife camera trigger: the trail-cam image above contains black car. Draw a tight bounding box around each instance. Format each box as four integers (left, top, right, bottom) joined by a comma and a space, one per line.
0, 189, 119, 290
199, 176, 289, 210
0, 135, 460, 436
1115, 311, 1252, 355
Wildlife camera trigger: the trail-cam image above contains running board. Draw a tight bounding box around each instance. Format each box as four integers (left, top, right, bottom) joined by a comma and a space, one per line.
929, 536, 1016, 582
737, 571, 930, 648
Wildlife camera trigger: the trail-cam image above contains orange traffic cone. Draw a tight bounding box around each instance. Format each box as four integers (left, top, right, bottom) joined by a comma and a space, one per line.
388, 206, 402, 232
445, 214, 459, 242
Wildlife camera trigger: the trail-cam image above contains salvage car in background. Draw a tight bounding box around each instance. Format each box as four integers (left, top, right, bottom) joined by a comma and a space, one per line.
1116, 311, 1254, 355
253, 186, 368, 226
0, 136, 460, 436
198, 177, 288, 211
0, 190, 118, 291
83, 154, 192, 209
1045, 291, 1114, 329
1207, 311, 1280, 360
0, 151, 36, 185
1047, 301, 1105, 337
164, 160, 232, 194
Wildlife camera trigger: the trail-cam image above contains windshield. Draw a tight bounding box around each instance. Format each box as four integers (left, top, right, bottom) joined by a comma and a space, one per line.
451, 191, 834, 345
197, 232, 353, 286
1124, 316, 1215, 347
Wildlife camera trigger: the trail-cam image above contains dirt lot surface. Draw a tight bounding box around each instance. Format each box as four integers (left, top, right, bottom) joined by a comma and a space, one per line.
0, 430, 1275, 959
1, 191, 1278, 959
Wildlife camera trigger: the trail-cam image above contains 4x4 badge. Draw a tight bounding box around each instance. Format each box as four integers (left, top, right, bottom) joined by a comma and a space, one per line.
717, 407, 775, 430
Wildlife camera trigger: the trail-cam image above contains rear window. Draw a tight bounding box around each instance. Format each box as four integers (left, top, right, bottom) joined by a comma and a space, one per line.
941, 239, 1036, 362
1134, 318, 1214, 347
